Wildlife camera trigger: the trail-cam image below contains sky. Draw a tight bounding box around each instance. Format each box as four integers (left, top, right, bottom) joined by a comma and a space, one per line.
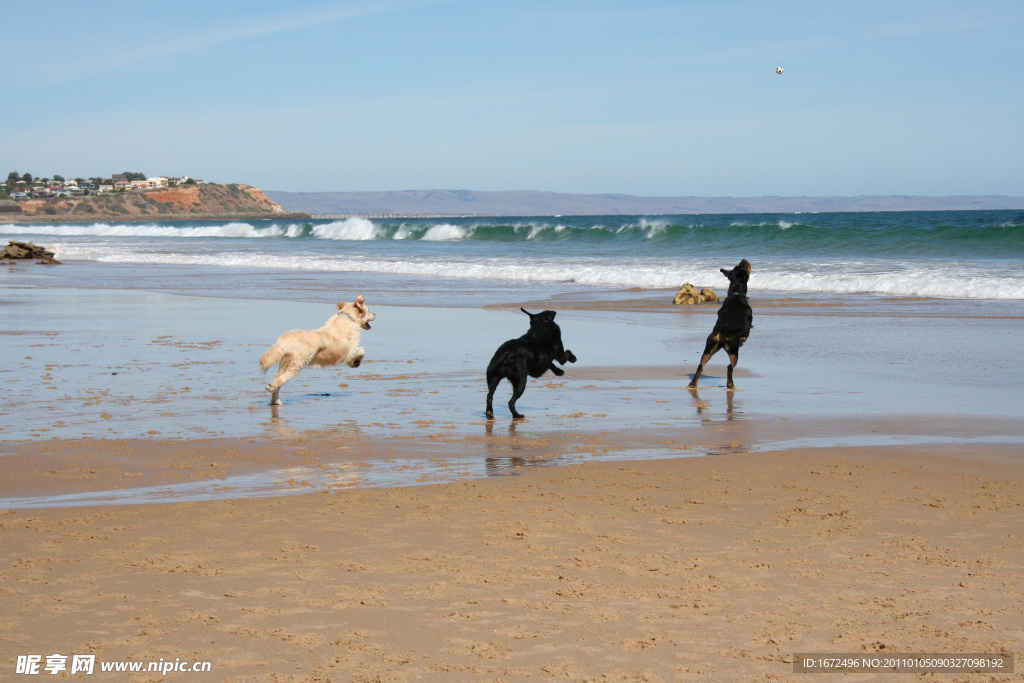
2, 0, 1022, 197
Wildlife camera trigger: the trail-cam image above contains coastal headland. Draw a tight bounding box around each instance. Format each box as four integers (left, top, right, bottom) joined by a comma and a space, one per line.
0, 183, 309, 223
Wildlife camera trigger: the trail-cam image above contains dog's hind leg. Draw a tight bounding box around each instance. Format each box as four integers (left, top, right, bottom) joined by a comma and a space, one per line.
688, 333, 722, 389
485, 374, 501, 419
265, 355, 304, 405
507, 374, 527, 420
725, 345, 740, 390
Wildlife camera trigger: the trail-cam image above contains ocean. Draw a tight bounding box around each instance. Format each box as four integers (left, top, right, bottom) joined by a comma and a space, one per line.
5, 209, 1023, 305
4, 209, 1024, 504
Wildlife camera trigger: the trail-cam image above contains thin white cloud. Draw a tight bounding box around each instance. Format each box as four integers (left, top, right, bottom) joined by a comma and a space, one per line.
23, 0, 452, 85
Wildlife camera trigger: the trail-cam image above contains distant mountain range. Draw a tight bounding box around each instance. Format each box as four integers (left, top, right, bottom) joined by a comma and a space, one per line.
265, 189, 1024, 216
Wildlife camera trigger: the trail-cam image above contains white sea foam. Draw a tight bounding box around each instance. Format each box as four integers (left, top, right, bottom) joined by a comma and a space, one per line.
420, 224, 468, 241
630, 218, 670, 239
53, 242, 1024, 300
1, 221, 291, 238
756, 269, 1024, 300
522, 224, 546, 240
284, 223, 307, 238
311, 217, 379, 240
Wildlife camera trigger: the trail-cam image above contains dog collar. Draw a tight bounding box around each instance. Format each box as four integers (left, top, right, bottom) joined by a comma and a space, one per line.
339, 311, 362, 325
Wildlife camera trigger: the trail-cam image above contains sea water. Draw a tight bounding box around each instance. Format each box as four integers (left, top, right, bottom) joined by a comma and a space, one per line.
5, 210, 1023, 303
3, 210, 1024, 506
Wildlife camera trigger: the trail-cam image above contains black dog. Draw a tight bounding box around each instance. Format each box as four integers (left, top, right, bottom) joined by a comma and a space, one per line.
486, 309, 577, 419
688, 259, 753, 390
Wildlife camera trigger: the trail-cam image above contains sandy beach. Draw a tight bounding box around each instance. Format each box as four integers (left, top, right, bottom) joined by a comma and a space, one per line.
2, 444, 1021, 681
2, 273, 1023, 680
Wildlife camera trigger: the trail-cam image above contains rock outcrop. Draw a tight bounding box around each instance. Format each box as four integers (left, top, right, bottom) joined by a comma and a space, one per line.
673, 283, 702, 305
4, 241, 60, 264
673, 283, 718, 305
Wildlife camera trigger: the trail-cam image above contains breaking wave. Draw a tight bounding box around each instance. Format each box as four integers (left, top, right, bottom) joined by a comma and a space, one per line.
6, 209, 1022, 299
5, 214, 1022, 257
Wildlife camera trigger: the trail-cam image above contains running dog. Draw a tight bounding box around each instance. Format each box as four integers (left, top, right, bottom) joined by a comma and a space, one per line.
688, 260, 752, 390
486, 308, 577, 419
259, 295, 375, 405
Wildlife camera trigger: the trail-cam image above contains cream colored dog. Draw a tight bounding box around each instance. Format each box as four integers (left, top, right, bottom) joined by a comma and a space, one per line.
259, 295, 375, 405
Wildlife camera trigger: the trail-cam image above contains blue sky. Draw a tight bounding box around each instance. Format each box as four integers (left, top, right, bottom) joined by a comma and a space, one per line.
2, 0, 1022, 196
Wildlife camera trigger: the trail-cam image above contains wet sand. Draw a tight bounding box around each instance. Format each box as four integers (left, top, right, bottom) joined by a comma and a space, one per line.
2, 279, 1023, 679
2, 443, 1021, 681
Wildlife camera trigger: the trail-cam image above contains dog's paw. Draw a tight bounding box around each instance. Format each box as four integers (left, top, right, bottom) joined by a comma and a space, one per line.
264, 383, 275, 392
551, 366, 565, 376
565, 350, 577, 363
271, 398, 283, 406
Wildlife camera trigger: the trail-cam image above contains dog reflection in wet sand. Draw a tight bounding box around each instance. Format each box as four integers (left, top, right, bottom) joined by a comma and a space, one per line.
688, 260, 753, 390
486, 308, 577, 420
260, 296, 375, 406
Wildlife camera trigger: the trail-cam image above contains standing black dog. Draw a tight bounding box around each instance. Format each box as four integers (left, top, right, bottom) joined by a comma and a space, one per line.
486, 309, 577, 419
688, 259, 753, 390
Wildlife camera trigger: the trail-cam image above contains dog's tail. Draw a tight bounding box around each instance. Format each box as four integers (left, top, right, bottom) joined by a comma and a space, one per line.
259, 344, 284, 372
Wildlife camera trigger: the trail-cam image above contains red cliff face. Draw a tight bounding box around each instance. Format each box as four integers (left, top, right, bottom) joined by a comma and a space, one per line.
145, 185, 204, 210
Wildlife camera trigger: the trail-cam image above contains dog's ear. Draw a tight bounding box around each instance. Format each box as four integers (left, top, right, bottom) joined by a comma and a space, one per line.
355, 294, 367, 315
720, 268, 730, 278
521, 308, 534, 318
336, 302, 346, 310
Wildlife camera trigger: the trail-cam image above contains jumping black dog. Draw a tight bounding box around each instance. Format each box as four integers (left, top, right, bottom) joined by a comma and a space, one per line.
486, 309, 577, 419
688, 259, 752, 390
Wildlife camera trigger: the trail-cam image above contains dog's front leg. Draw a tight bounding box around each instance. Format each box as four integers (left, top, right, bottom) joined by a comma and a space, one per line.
348, 347, 366, 368
548, 363, 565, 376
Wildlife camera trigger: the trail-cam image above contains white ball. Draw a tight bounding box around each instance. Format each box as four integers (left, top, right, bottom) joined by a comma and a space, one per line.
776, 66, 784, 74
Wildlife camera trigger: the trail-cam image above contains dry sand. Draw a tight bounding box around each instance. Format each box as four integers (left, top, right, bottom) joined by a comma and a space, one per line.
2, 441, 1021, 681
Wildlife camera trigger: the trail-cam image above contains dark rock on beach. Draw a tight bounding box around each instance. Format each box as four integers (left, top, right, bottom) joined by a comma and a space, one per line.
4, 241, 61, 265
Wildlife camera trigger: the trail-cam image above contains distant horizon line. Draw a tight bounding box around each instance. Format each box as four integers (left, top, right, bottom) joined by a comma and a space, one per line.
271, 189, 1024, 198
265, 188, 1024, 216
